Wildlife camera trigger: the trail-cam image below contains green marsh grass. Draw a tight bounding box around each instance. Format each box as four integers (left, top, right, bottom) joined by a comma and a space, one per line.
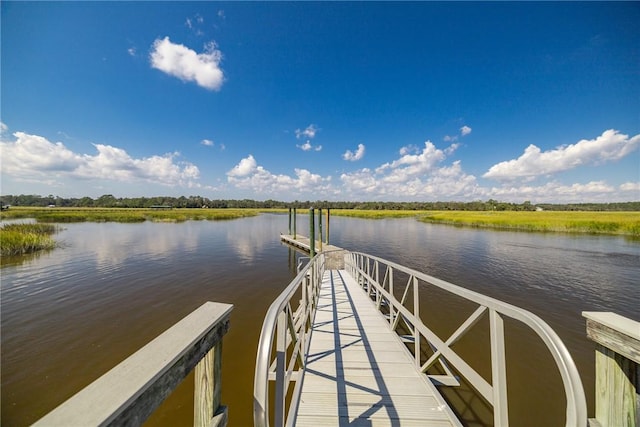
325, 209, 639, 236
1, 223, 58, 256
417, 211, 640, 236
0, 207, 261, 223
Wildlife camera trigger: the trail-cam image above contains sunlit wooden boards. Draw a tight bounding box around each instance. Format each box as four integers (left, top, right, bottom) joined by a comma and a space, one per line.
294, 270, 461, 426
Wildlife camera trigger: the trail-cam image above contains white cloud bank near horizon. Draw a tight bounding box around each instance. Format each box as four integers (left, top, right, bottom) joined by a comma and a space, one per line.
484, 129, 640, 180
1, 131, 201, 189
1, 126, 638, 203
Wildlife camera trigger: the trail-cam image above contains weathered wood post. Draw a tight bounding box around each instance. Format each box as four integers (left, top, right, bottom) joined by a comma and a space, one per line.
288, 208, 292, 235
194, 344, 225, 427
583, 311, 639, 427
326, 208, 330, 245
293, 208, 297, 239
309, 208, 315, 258
318, 208, 323, 252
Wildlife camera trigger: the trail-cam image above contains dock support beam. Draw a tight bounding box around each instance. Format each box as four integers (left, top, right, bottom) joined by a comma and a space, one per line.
583, 312, 639, 427
288, 208, 292, 235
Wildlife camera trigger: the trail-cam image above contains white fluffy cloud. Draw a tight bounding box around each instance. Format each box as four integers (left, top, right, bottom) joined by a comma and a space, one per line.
295, 124, 322, 151
226, 155, 332, 195
150, 37, 224, 90
484, 129, 640, 181
445, 124, 472, 142
339, 141, 479, 199
297, 141, 322, 152
295, 124, 318, 140
343, 143, 366, 161
0, 131, 200, 187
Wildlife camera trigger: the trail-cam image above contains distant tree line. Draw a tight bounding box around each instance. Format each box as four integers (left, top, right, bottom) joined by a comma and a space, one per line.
1, 194, 639, 211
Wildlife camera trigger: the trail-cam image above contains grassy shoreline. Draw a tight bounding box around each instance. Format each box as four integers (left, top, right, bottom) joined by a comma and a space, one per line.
0, 207, 261, 223
1, 207, 639, 237
416, 211, 640, 236
0, 223, 58, 256
328, 209, 640, 236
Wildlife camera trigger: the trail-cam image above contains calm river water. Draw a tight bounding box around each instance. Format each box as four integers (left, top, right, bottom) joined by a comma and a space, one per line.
1, 214, 638, 426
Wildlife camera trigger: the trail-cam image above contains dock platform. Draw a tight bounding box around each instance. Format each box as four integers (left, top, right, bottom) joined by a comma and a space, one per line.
294, 269, 460, 426
280, 234, 346, 269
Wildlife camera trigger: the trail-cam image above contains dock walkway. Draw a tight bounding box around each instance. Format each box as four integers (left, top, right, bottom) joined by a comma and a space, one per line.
294, 269, 460, 426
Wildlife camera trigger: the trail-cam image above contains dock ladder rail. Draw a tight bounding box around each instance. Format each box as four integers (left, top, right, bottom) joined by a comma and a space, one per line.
254, 252, 327, 427
345, 251, 588, 427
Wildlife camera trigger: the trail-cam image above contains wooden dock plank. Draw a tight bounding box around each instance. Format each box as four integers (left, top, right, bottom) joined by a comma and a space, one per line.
294, 270, 461, 426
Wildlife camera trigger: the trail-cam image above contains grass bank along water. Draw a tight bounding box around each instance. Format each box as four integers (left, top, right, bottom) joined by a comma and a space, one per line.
416, 211, 640, 236
0, 223, 58, 256
326, 209, 640, 236
0, 207, 261, 223
1, 207, 638, 237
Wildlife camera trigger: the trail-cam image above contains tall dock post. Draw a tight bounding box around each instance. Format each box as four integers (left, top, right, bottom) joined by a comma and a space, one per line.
326, 208, 330, 245
293, 208, 297, 239
583, 312, 639, 427
288, 208, 292, 235
318, 208, 323, 252
309, 208, 315, 258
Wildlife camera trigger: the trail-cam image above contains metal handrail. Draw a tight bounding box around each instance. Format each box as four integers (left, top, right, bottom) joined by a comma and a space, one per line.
254, 252, 327, 427
345, 251, 587, 427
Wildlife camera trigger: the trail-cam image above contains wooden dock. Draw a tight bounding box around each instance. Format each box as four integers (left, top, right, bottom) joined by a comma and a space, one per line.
260, 227, 587, 427
293, 269, 460, 426
280, 234, 346, 269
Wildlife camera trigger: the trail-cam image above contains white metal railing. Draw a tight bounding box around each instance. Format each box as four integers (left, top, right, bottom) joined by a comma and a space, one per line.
34, 301, 233, 427
254, 252, 327, 427
345, 251, 588, 427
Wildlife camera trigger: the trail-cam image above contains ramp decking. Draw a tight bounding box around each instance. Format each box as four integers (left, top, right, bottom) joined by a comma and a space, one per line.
294, 269, 460, 426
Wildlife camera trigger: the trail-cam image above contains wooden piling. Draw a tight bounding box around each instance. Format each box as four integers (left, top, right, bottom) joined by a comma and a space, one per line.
326, 208, 330, 245
583, 311, 639, 427
309, 208, 315, 258
293, 208, 297, 239
318, 208, 323, 252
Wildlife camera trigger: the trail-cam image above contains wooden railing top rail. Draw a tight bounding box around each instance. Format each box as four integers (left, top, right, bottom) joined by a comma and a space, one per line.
583, 311, 640, 363
34, 301, 233, 427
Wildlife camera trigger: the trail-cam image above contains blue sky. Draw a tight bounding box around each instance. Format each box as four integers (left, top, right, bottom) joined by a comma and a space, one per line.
1, 2, 639, 203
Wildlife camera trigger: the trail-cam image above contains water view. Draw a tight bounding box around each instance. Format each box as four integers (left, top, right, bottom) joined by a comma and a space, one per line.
1, 214, 638, 426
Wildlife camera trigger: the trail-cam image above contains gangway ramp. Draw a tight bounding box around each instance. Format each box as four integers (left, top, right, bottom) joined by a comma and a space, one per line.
294, 269, 460, 426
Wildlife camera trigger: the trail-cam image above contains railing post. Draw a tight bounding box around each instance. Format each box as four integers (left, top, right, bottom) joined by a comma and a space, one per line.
490, 309, 509, 426
274, 311, 287, 427
583, 312, 639, 427
194, 344, 226, 427
413, 276, 420, 368
389, 268, 394, 327
309, 208, 315, 258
